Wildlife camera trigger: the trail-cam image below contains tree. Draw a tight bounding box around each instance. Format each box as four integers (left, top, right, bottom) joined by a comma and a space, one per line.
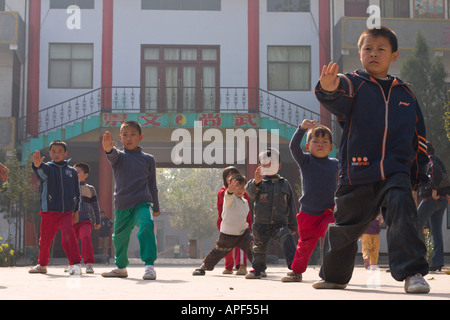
400, 31, 450, 168
157, 168, 223, 257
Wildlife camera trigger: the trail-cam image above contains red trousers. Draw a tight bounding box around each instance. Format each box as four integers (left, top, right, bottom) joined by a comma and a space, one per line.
38, 211, 81, 266
290, 208, 335, 274
73, 220, 94, 264
224, 248, 247, 270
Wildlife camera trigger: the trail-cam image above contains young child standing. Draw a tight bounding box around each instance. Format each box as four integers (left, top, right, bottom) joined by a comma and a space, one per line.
29, 141, 82, 276
217, 166, 252, 275
314, 26, 430, 293
361, 213, 383, 270
193, 174, 253, 276
281, 119, 339, 282
101, 121, 160, 280
73, 162, 101, 273
245, 148, 297, 279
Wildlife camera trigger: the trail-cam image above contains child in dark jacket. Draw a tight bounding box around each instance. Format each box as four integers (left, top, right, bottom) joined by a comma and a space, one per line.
29, 140, 82, 276
314, 26, 430, 293
245, 148, 297, 279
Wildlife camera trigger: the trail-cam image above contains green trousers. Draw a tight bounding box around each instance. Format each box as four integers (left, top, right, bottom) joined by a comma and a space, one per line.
112, 202, 157, 269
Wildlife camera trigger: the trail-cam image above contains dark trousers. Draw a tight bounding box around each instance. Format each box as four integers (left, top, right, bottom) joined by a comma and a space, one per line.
202, 229, 253, 271
320, 173, 428, 284
252, 224, 296, 273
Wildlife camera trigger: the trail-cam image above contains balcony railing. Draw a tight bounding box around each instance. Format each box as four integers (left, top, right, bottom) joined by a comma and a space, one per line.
18, 86, 332, 142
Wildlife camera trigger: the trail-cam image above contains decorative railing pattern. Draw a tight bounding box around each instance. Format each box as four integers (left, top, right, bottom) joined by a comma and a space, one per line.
18, 86, 334, 142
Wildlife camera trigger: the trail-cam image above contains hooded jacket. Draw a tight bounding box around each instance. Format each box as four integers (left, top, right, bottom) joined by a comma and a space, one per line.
315, 69, 428, 188
32, 160, 81, 213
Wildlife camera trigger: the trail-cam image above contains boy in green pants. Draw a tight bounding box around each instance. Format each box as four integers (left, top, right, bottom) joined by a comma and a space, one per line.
101, 121, 160, 280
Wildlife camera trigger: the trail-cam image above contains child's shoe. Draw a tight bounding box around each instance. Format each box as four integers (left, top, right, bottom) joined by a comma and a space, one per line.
68, 264, 82, 276
193, 268, 206, 276
404, 273, 430, 294
101, 267, 128, 278
222, 268, 233, 274
143, 265, 156, 280
86, 264, 94, 274
245, 270, 262, 279
235, 265, 247, 275
312, 279, 346, 289
28, 264, 47, 274
281, 271, 302, 282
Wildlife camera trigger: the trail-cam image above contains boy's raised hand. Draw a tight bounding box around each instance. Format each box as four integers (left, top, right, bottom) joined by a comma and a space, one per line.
33, 150, 45, 168
300, 119, 318, 130
320, 62, 340, 92
102, 131, 114, 153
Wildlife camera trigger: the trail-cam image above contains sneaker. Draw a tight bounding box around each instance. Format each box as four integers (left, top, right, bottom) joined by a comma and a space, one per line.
143, 265, 156, 280
101, 268, 128, 278
28, 264, 47, 274
86, 264, 94, 274
312, 279, 347, 289
193, 268, 206, 276
404, 273, 430, 294
245, 270, 262, 279
222, 269, 233, 274
281, 271, 302, 282
235, 265, 248, 276
68, 264, 82, 276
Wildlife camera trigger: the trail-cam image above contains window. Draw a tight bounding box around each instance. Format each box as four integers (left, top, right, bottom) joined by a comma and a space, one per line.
142, 0, 221, 11
414, 0, 445, 18
381, 0, 410, 18
141, 45, 220, 112
48, 43, 93, 89
344, 0, 369, 17
267, 0, 310, 12
268, 46, 311, 91
50, 0, 94, 9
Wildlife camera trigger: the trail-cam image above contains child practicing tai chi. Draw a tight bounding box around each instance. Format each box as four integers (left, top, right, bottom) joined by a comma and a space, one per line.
281, 119, 339, 282
193, 174, 253, 276
245, 148, 297, 279
72, 162, 101, 274
314, 26, 430, 293
29, 140, 82, 276
217, 166, 252, 275
101, 121, 160, 280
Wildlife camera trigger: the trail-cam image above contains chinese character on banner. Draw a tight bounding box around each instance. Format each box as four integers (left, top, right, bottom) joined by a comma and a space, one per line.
104, 113, 127, 126
198, 113, 222, 127
234, 114, 258, 127
139, 113, 162, 127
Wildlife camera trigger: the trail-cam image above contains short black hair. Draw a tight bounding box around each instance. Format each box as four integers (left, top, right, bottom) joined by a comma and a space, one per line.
306, 124, 333, 145
222, 166, 240, 187
229, 174, 247, 186
120, 120, 142, 135
74, 162, 90, 174
358, 26, 398, 53
49, 140, 67, 152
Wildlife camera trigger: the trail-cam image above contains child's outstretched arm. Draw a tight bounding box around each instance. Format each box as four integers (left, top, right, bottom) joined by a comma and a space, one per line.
289, 119, 318, 167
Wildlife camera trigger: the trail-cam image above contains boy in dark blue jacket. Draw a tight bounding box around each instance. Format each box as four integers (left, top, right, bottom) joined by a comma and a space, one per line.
314, 26, 430, 293
29, 140, 82, 276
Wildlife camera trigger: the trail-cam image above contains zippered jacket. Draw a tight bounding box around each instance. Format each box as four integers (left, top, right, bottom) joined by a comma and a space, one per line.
315, 69, 428, 189
32, 160, 81, 213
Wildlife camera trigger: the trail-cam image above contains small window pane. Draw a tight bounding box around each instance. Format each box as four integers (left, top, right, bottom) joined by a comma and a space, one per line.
164, 48, 180, 60
268, 63, 289, 91
268, 0, 310, 12
289, 46, 310, 62
50, 0, 94, 9
182, 0, 202, 10
72, 44, 93, 59
71, 60, 92, 88
268, 47, 289, 62
181, 49, 197, 60
202, 49, 217, 61
50, 44, 71, 59
144, 48, 160, 60
163, 0, 181, 10
49, 61, 71, 88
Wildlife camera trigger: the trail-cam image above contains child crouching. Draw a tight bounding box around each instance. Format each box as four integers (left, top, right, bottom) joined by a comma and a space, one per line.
193, 175, 253, 275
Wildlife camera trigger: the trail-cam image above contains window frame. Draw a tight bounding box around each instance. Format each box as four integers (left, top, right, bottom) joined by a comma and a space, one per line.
141, 0, 221, 11
48, 43, 94, 89
267, 45, 311, 92
267, 0, 311, 12
49, 0, 95, 9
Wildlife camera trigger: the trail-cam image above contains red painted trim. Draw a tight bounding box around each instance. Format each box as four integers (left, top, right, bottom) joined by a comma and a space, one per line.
248, 0, 259, 111
98, 138, 113, 220
27, 0, 41, 136
102, 0, 113, 110
318, 0, 331, 128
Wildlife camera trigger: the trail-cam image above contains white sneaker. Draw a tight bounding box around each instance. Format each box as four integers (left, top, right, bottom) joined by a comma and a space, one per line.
404, 273, 430, 293
86, 264, 94, 273
143, 265, 156, 280
28, 264, 47, 274
68, 264, 82, 276
101, 268, 128, 278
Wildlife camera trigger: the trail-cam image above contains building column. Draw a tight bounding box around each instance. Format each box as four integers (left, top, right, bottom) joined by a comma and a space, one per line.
26, 0, 41, 136
248, 0, 260, 112
102, 0, 113, 110
318, 0, 332, 128
98, 137, 113, 219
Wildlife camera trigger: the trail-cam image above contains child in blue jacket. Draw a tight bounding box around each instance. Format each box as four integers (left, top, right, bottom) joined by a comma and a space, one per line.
314, 26, 430, 293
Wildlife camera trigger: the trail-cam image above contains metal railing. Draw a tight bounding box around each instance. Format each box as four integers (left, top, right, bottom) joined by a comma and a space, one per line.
18, 86, 335, 142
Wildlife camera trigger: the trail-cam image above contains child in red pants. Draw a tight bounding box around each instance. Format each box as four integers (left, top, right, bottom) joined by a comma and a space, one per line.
283, 119, 339, 282
29, 141, 82, 276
